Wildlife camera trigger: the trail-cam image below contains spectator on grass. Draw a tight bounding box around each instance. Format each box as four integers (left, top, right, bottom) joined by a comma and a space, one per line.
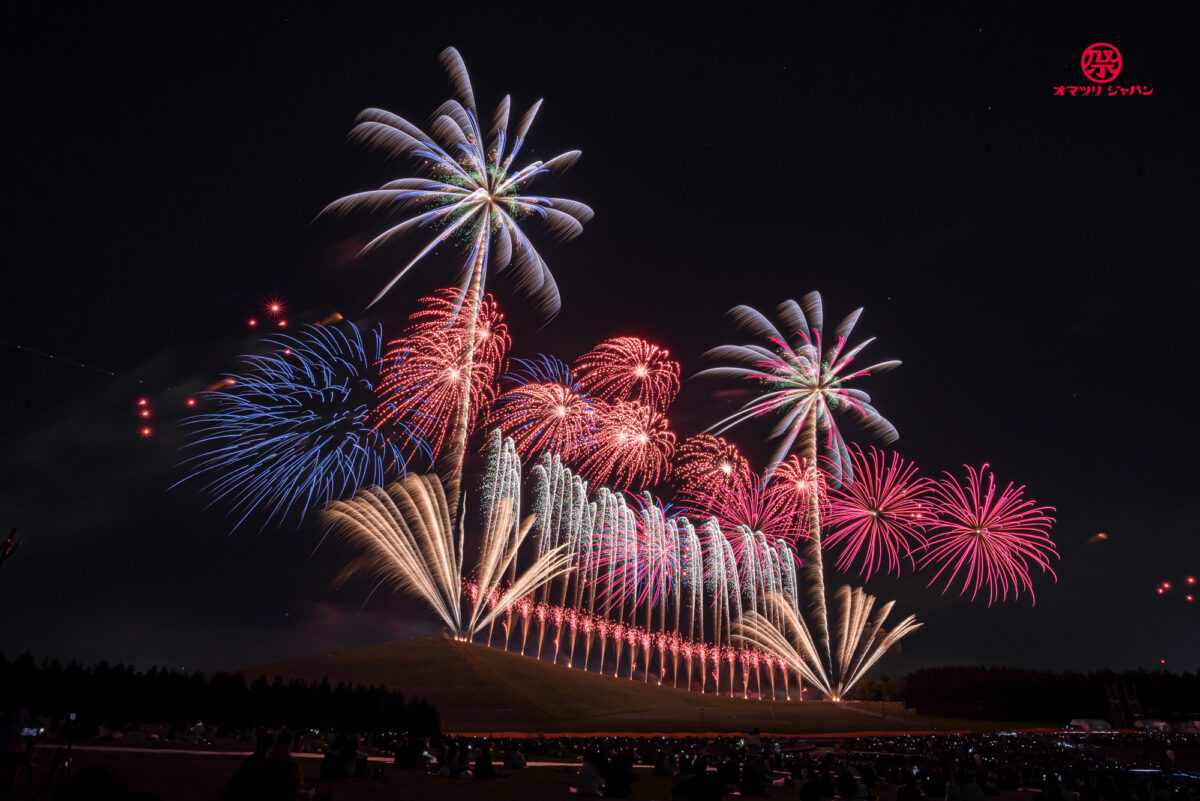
898, 772, 926, 801
320, 733, 366, 781
222, 732, 300, 801
837, 769, 869, 800
574, 750, 605, 796
473, 740, 508, 779
947, 770, 984, 801
605, 751, 638, 798
503, 745, 526, 769
266, 728, 303, 789
923, 768, 947, 799
451, 740, 472, 778
59, 765, 162, 801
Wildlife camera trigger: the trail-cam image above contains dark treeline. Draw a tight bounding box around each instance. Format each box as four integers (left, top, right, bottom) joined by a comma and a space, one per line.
896, 666, 1200, 722
0, 651, 440, 735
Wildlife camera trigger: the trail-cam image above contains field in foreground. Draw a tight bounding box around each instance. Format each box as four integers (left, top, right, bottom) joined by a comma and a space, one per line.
35, 748, 1040, 801
249, 636, 1050, 734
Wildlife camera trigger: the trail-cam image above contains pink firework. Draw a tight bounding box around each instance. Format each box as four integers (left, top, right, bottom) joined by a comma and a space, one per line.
675, 434, 750, 494
683, 465, 807, 543
575, 337, 681, 412
920, 464, 1058, 605
824, 446, 932, 579
372, 289, 510, 459
594, 496, 681, 608
490, 381, 605, 460
774, 454, 828, 530
577, 401, 675, 490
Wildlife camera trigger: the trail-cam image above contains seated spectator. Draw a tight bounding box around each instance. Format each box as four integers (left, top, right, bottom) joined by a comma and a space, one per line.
473, 740, 507, 779
603, 752, 636, 798
59, 765, 162, 801
898, 772, 926, 801
222, 734, 299, 801
574, 750, 605, 796
948, 770, 984, 801
503, 745, 527, 769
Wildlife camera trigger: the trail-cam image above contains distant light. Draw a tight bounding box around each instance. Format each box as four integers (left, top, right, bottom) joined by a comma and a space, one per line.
140, 409, 151, 418
248, 318, 258, 328
1187, 576, 1196, 585
277, 319, 287, 328
140, 427, 153, 437
283, 348, 293, 356
185, 398, 197, 408
137, 398, 148, 407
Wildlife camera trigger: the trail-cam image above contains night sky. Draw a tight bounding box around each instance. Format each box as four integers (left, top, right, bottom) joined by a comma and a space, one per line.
2, 4, 1197, 676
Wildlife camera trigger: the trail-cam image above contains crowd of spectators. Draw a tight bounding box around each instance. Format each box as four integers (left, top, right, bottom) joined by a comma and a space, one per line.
406, 730, 1198, 800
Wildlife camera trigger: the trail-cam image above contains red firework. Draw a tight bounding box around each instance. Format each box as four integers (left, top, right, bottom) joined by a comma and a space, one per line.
824, 446, 932, 579
577, 401, 675, 491
489, 381, 606, 461
675, 434, 750, 494
575, 337, 681, 412
372, 288, 510, 459
920, 464, 1058, 605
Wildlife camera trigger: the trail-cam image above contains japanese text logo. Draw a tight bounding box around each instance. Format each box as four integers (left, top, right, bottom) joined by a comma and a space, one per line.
1054, 42, 1152, 97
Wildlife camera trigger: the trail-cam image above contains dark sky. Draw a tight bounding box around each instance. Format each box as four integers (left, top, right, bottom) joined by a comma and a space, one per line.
2, 3, 1197, 676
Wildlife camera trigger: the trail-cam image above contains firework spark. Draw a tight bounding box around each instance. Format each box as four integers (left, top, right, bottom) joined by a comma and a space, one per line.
920, 464, 1058, 605
824, 446, 931, 579
180, 322, 419, 529
575, 337, 680, 412
577, 401, 675, 491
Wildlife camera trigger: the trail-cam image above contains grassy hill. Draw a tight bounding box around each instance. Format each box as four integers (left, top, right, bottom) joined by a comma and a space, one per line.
249, 636, 1040, 735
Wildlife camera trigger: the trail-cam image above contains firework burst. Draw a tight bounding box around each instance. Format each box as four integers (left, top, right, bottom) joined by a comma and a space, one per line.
577, 401, 675, 491
920, 464, 1057, 605
824, 446, 931, 580
575, 337, 681, 412
372, 288, 510, 462
734, 586, 922, 700
179, 322, 420, 529
696, 292, 899, 484
681, 468, 806, 544
319, 47, 593, 313
489, 356, 605, 460
323, 448, 571, 638
674, 434, 749, 495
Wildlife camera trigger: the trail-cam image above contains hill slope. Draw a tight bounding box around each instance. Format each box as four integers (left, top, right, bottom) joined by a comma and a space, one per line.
249, 636, 995, 734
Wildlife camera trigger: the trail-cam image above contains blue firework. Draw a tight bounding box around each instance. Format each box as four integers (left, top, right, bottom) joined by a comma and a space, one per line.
180, 322, 426, 529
